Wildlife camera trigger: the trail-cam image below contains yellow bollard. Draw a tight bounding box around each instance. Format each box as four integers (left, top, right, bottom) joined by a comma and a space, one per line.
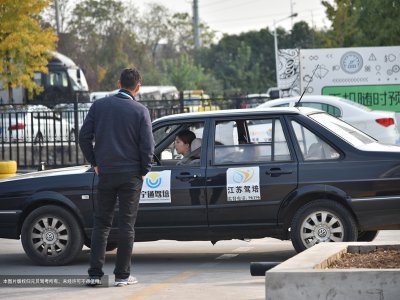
0, 161, 17, 179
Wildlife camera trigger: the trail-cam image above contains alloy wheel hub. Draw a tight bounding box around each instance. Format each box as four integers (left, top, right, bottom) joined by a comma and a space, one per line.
300, 210, 345, 248
42, 228, 58, 244
315, 224, 330, 241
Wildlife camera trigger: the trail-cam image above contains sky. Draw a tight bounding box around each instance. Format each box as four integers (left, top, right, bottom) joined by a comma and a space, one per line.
136, 0, 333, 36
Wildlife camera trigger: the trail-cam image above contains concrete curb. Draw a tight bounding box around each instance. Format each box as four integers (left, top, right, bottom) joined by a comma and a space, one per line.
265, 241, 400, 300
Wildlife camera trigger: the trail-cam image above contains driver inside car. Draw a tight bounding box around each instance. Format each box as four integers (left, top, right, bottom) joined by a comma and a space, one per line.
175, 129, 197, 165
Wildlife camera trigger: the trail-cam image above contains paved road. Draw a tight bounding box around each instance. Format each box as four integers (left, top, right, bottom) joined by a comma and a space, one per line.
0, 231, 399, 300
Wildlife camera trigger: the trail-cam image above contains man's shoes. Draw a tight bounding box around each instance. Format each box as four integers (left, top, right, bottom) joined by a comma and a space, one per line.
114, 275, 138, 287
86, 275, 102, 287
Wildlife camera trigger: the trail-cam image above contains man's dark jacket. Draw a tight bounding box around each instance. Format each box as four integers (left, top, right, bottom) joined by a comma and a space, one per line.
79, 90, 154, 175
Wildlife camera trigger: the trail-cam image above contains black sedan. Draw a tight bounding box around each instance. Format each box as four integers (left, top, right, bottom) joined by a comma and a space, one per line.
1, 107, 400, 265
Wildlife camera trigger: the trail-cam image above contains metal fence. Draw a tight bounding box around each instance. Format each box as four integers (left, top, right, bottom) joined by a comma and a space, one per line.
0, 94, 268, 170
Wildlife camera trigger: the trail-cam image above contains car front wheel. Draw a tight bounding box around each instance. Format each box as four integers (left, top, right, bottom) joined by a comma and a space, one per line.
21, 205, 83, 266
290, 200, 358, 253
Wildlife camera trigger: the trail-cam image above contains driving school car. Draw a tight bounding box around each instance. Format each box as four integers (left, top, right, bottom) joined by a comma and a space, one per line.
1, 107, 400, 265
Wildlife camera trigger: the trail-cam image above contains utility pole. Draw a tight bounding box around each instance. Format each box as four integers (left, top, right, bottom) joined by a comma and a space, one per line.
290, 0, 295, 28
193, 0, 201, 49
54, 0, 61, 35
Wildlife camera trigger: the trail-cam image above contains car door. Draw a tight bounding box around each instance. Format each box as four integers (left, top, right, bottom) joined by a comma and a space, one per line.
205, 115, 298, 231
134, 120, 209, 239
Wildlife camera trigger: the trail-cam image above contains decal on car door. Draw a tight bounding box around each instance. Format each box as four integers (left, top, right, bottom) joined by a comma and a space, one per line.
226, 167, 260, 201
140, 171, 172, 203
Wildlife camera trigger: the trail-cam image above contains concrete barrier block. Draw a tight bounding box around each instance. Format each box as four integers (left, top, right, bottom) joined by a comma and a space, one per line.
265, 242, 400, 300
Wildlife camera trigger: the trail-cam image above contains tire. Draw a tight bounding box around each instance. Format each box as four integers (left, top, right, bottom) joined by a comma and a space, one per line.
0, 160, 17, 174
21, 205, 83, 266
357, 230, 379, 242
290, 200, 358, 253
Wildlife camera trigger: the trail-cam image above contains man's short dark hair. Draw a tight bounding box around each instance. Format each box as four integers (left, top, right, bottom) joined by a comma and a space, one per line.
176, 130, 196, 145
120, 68, 142, 90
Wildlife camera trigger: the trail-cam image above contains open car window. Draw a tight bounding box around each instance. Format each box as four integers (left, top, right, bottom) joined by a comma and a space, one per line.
154, 122, 205, 166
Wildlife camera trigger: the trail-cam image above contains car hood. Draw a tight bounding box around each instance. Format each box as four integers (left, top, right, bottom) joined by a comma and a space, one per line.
0, 165, 91, 182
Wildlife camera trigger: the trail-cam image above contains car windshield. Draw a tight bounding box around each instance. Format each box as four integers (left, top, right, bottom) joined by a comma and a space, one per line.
67, 68, 89, 91
309, 112, 376, 146
153, 124, 181, 145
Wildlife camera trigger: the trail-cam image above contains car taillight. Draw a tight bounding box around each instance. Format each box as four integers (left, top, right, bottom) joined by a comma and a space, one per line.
375, 118, 395, 127
8, 123, 25, 130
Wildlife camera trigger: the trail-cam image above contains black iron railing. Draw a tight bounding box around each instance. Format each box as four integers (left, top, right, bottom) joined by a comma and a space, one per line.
0, 94, 269, 170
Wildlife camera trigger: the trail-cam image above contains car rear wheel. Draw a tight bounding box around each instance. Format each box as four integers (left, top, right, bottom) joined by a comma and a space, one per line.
357, 230, 379, 242
290, 200, 358, 253
21, 205, 83, 266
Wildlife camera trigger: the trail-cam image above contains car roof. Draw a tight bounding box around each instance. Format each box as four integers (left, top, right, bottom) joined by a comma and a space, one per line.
153, 107, 321, 123
257, 95, 369, 109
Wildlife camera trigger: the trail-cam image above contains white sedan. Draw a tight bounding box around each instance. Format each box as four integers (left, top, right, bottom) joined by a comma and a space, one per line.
257, 95, 400, 144
0, 105, 75, 143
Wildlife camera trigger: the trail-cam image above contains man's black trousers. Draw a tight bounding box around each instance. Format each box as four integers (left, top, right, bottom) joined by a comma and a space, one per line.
88, 172, 143, 279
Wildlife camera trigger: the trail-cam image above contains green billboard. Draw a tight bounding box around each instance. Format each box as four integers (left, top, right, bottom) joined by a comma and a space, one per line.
322, 85, 400, 112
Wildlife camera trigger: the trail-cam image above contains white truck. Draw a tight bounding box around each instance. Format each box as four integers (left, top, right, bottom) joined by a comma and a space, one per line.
0, 52, 90, 107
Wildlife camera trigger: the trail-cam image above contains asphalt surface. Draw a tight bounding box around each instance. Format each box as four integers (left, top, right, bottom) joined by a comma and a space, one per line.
0, 231, 399, 300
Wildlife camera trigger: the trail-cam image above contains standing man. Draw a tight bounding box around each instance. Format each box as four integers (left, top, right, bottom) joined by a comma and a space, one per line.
79, 68, 154, 287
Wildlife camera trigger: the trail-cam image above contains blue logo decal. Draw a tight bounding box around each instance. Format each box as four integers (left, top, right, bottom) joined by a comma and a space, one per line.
145, 173, 162, 189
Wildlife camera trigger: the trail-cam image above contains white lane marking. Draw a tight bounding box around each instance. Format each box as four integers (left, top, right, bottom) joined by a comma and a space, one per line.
216, 254, 239, 260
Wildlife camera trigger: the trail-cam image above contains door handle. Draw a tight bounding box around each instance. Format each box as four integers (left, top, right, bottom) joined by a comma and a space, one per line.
266, 168, 293, 176
176, 173, 201, 180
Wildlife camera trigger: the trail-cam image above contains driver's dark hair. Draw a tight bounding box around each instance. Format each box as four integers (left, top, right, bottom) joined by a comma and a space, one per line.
176, 129, 196, 145
120, 68, 142, 90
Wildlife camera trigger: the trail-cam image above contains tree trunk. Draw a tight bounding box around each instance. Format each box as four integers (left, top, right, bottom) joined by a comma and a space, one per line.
5, 51, 13, 104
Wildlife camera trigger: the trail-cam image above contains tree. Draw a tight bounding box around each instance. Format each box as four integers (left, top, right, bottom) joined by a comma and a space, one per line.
355, 0, 400, 46
285, 21, 325, 49
168, 12, 216, 54
68, 0, 144, 90
215, 41, 262, 93
162, 54, 222, 93
41, 0, 75, 33
322, 0, 400, 47
322, 0, 363, 47
135, 3, 174, 64
0, 0, 57, 101
199, 28, 276, 94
